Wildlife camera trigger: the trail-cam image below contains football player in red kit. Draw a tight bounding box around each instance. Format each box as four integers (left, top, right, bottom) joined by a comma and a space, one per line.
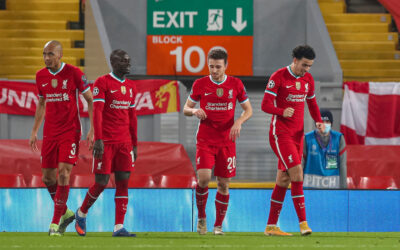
75, 49, 138, 237
261, 45, 325, 236
30, 40, 94, 236
184, 48, 253, 235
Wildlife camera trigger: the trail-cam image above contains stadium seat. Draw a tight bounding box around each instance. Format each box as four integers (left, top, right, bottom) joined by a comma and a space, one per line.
70, 174, 115, 188
358, 176, 398, 190
29, 173, 46, 187
128, 174, 155, 188
159, 175, 197, 188
0, 174, 27, 187
346, 176, 356, 189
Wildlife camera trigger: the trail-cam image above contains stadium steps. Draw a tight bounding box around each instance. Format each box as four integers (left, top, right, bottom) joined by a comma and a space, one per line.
0, 29, 84, 40
0, 56, 79, 66
0, 38, 72, 48
336, 51, 400, 60
0, 20, 67, 29
0, 10, 79, 21
319, 0, 400, 82
0, 65, 84, 75
6, 1, 79, 12
330, 32, 398, 42
0, 0, 83, 80
0, 48, 84, 58
333, 41, 396, 51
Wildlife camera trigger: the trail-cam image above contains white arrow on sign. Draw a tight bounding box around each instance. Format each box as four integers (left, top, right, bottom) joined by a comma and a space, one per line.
231, 7, 247, 33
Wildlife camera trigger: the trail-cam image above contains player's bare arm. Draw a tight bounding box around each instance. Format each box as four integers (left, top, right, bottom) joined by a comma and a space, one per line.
229, 101, 253, 141
183, 99, 207, 120
29, 97, 46, 152
82, 90, 94, 150
283, 107, 295, 118
93, 139, 104, 159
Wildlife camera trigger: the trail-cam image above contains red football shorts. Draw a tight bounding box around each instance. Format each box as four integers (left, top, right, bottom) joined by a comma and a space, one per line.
93, 143, 134, 175
269, 134, 303, 171
41, 136, 80, 168
196, 143, 236, 178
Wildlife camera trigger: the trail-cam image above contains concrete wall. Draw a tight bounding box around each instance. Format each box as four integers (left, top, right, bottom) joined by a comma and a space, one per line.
87, 0, 342, 82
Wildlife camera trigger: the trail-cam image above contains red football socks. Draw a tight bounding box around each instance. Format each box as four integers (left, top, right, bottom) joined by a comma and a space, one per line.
267, 184, 287, 225
214, 192, 229, 227
51, 185, 70, 224
115, 179, 129, 225
195, 185, 209, 219
291, 181, 306, 222
46, 183, 57, 200
80, 182, 107, 214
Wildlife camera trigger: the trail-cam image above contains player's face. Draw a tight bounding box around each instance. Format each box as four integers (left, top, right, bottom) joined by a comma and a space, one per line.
208, 59, 226, 82
111, 53, 131, 75
293, 57, 314, 77
43, 45, 62, 70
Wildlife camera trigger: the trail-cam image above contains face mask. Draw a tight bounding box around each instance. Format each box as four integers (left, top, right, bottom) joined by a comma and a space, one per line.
324, 123, 331, 134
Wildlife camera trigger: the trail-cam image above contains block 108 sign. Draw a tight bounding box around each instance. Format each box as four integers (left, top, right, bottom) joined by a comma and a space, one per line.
147, 35, 253, 75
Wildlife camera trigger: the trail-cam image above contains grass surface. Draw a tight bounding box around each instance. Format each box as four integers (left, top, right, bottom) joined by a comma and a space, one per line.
1, 232, 400, 249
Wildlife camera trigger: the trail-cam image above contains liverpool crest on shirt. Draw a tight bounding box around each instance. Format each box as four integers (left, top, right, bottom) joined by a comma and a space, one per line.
121, 86, 126, 95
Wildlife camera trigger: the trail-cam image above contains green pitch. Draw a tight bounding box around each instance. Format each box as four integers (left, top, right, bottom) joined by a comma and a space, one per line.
1, 232, 399, 249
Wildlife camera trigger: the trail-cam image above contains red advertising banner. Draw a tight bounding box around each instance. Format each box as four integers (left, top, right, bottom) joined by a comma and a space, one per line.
0, 79, 180, 117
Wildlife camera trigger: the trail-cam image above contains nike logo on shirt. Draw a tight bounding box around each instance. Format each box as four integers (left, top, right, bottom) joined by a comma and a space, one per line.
286, 85, 293, 88
205, 93, 212, 96
111, 90, 118, 93
42, 83, 48, 87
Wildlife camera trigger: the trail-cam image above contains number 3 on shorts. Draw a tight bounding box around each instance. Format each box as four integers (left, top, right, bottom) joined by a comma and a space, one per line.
70, 143, 76, 156
227, 156, 236, 172
130, 150, 135, 162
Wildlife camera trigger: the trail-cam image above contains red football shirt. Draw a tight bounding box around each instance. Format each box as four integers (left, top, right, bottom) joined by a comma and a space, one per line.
262, 66, 319, 139
92, 73, 137, 144
36, 63, 89, 140
189, 75, 249, 146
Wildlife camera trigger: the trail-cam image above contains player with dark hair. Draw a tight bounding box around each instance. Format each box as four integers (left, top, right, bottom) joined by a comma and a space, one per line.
261, 45, 324, 236
184, 48, 253, 235
75, 49, 138, 237
30, 40, 94, 236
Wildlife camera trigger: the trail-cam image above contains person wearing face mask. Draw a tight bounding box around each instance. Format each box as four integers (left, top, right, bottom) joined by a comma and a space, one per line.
302, 109, 347, 189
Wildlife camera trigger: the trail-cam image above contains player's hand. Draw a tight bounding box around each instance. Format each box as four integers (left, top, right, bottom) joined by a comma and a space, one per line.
316, 122, 325, 134
192, 108, 207, 120
133, 146, 137, 161
229, 120, 242, 142
29, 134, 38, 152
283, 107, 295, 118
93, 139, 104, 159
86, 127, 94, 150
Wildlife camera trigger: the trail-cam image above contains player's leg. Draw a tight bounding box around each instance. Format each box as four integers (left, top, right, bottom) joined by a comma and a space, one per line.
265, 135, 294, 236
287, 164, 312, 236
49, 162, 73, 236
212, 144, 235, 235
75, 145, 112, 236
111, 143, 136, 237
195, 144, 214, 235
265, 168, 291, 236
41, 140, 59, 201
213, 176, 230, 235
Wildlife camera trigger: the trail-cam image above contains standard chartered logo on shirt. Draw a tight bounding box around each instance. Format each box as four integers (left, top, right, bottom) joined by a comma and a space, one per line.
110, 100, 130, 109
205, 102, 233, 111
